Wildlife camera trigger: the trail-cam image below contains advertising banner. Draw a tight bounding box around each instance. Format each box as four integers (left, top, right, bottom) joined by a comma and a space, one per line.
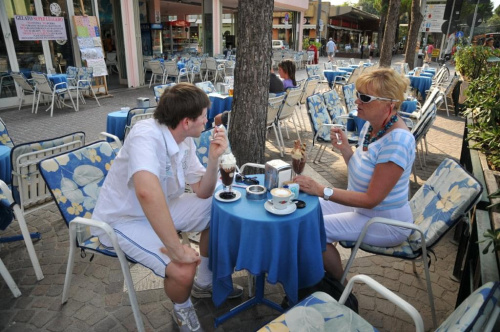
14, 15, 67, 41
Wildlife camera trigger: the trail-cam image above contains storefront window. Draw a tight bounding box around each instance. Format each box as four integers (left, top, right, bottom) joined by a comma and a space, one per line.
42, 0, 74, 73
74, 0, 93, 16
0, 14, 16, 99
4, 0, 44, 73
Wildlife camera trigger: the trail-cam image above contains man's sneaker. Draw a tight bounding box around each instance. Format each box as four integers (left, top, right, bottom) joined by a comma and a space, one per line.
172, 305, 202, 332
191, 280, 243, 299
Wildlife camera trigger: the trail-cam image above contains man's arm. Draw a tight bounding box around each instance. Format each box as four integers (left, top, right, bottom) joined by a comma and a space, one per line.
133, 170, 200, 264
190, 126, 228, 198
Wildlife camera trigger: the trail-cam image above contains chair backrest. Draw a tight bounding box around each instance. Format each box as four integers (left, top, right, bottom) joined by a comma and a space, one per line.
195, 81, 216, 94
31, 72, 53, 94
322, 89, 347, 125
11, 72, 34, 92
107, 52, 117, 62
342, 83, 357, 113
124, 108, 156, 139
0, 117, 14, 148
149, 60, 164, 75
305, 64, 321, 78
324, 62, 333, 71
306, 93, 332, 142
266, 95, 285, 126
39, 141, 116, 227
278, 86, 302, 120
299, 76, 320, 104
437, 281, 500, 331
77, 67, 93, 88
66, 66, 78, 82
408, 158, 482, 252
346, 67, 363, 85
164, 61, 179, 76
206, 57, 217, 71
193, 128, 214, 168
433, 65, 449, 85
153, 83, 176, 102
10, 132, 86, 212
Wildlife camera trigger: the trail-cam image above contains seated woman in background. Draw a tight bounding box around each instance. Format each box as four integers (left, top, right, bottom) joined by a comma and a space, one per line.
294, 68, 415, 282
278, 59, 297, 89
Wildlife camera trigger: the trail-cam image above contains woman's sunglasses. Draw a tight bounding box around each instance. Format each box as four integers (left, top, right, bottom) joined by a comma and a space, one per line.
235, 174, 259, 185
356, 91, 399, 104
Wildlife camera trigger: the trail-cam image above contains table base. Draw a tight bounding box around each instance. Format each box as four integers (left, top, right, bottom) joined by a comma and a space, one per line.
214, 274, 284, 328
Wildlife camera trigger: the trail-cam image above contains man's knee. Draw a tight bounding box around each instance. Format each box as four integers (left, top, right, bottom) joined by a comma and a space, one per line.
165, 262, 197, 288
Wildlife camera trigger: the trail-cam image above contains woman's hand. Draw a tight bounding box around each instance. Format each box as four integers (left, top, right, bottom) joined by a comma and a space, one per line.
293, 175, 323, 197
330, 126, 348, 147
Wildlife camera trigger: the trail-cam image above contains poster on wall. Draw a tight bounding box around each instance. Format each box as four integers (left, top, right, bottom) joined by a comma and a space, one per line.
73, 16, 108, 77
14, 15, 67, 41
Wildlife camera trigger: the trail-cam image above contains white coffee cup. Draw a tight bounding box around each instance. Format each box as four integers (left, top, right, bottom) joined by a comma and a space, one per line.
270, 188, 293, 210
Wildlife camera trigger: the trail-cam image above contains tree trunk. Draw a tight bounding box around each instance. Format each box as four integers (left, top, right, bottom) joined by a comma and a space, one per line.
379, 0, 401, 67
377, 0, 389, 55
404, 0, 423, 70
228, 0, 274, 167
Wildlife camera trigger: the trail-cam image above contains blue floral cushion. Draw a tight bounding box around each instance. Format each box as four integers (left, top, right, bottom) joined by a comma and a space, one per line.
0, 118, 14, 148
193, 128, 214, 168
66, 66, 79, 85
195, 81, 216, 94
0, 183, 14, 231
153, 83, 176, 102
258, 291, 376, 332
322, 90, 345, 124
306, 64, 321, 78
39, 141, 116, 227
341, 159, 482, 258
77, 67, 94, 88
306, 94, 332, 142
436, 282, 499, 331
342, 83, 357, 113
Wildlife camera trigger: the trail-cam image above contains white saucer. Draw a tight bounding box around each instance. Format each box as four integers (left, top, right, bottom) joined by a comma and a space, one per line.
214, 189, 241, 202
264, 200, 297, 215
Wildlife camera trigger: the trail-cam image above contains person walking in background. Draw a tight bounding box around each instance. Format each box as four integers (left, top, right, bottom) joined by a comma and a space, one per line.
425, 43, 434, 63
103, 33, 114, 52
278, 59, 297, 89
326, 37, 336, 62
360, 43, 365, 59
369, 42, 375, 60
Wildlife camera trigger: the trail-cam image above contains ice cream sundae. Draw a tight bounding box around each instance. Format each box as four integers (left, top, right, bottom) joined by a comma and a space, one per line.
291, 140, 306, 175
219, 152, 237, 199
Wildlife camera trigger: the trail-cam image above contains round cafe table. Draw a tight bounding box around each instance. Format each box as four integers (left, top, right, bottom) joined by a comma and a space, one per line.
106, 110, 128, 141
0, 145, 12, 185
209, 174, 326, 325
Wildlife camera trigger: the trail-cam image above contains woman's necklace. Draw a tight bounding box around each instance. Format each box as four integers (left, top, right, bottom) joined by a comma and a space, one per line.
362, 115, 399, 151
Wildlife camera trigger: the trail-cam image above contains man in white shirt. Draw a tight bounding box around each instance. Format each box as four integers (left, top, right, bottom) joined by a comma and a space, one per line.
92, 83, 242, 332
326, 37, 336, 62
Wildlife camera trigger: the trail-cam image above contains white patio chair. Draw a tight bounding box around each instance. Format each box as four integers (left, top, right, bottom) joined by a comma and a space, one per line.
266, 95, 286, 157
276, 86, 303, 155
75, 67, 100, 112
164, 61, 189, 83
11, 72, 37, 112
31, 72, 77, 117
105, 52, 119, 74
148, 60, 166, 88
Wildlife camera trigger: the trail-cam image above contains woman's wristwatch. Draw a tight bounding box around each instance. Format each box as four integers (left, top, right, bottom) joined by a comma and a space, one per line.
323, 187, 334, 200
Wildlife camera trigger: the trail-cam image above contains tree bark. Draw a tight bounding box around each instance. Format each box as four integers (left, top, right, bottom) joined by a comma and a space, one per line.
404, 0, 423, 70
228, 0, 274, 168
379, 0, 401, 67
377, 0, 389, 55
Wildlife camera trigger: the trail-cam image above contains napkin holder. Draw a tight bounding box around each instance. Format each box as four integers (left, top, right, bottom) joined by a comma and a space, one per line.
264, 159, 292, 192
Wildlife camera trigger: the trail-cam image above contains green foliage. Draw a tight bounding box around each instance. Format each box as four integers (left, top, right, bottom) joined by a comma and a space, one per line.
356, 0, 379, 15
459, 46, 500, 171
302, 38, 321, 50
479, 228, 500, 254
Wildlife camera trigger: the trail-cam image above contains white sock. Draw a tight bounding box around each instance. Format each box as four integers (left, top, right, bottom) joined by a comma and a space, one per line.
174, 297, 192, 310
195, 256, 212, 287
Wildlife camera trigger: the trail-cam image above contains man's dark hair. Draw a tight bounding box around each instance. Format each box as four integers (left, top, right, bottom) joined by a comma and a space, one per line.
155, 83, 210, 129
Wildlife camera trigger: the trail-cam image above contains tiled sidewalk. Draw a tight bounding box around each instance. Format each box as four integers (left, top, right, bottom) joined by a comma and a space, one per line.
0, 56, 466, 331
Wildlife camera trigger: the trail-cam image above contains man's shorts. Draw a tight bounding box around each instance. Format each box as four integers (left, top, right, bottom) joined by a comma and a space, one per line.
328, 52, 334, 57
97, 193, 212, 277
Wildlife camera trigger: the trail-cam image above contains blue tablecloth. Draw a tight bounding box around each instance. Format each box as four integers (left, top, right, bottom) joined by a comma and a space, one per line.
349, 64, 359, 68
48, 74, 68, 89
106, 110, 128, 141
207, 93, 233, 129
177, 61, 185, 70
0, 145, 12, 185
323, 70, 348, 87
337, 67, 355, 73
406, 75, 432, 100
209, 174, 326, 307
347, 111, 367, 136
408, 71, 433, 78
401, 100, 418, 113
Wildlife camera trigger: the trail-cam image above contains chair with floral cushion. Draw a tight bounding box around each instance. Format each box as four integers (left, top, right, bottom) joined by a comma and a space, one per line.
305, 64, 329, 92
193, 127, 214, 168
259, 276, 499, 332
306, 93, 334, 163
38, 141, 145, 332
195, 81, 216, 94
124, 107, 156, 139
339, 158, 483, 328
153, 83, 176, 103
0, 117, 14, 149
74, 67, 100, 112
322, 89, 359, 148
0, 179, 44, 294
65, 66, 79, 86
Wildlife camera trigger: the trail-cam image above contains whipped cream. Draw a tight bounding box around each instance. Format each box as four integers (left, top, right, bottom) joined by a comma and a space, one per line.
220, 153, 237, 170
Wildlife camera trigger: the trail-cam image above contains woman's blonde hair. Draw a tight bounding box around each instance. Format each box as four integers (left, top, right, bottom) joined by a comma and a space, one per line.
355, 68, 409, 110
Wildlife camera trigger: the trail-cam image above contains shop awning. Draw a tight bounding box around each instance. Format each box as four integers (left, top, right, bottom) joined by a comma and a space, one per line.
303, 24, 316, 30
273, 24, 292, 29
328, 25, 361, 32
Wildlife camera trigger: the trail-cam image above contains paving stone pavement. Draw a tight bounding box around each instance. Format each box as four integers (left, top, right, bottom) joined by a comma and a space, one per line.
0, 55, 467, 331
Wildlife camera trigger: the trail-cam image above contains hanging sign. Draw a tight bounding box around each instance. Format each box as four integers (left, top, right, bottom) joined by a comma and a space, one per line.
14, 15, 67, 41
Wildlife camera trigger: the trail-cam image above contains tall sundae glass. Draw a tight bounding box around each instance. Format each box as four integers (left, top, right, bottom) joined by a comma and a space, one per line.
291, 140, 307, 176
219, 152, 237, 199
